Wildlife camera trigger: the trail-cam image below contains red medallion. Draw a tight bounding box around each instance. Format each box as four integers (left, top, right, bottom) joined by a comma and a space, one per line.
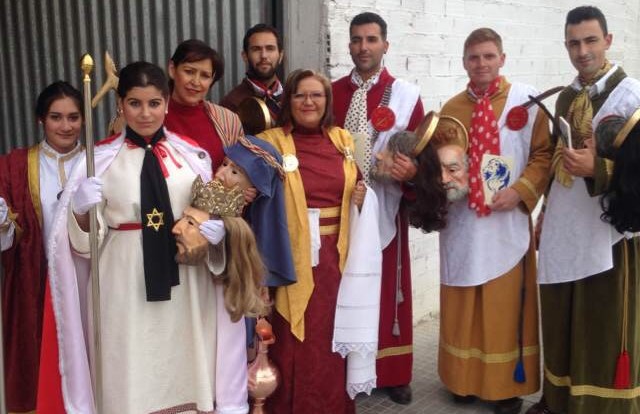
506, 106, 528, 131
371, 106, 396, 132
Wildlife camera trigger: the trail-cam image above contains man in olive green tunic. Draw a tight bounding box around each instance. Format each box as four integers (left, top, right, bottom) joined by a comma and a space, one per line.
533, 5, 640, 414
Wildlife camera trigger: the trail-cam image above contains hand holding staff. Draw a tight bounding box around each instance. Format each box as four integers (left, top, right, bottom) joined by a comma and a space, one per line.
81, 53, 103, 413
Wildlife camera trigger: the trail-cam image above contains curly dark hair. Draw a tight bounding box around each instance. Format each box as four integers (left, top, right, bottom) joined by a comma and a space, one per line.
407, 144, 448, 232
600, 121, 640, 233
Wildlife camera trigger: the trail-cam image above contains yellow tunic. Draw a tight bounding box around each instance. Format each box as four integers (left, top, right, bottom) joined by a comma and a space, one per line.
438, 78, 552, 399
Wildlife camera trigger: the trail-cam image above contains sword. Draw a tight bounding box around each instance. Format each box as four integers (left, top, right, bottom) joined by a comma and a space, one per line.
521, 86, 564, 109
526, 86, 564, 134
80, 53, 102, 413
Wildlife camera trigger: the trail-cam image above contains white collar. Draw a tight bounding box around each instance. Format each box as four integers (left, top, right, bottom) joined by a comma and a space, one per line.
570, 64, 619, 97
350, 67, 384, 88
41, 140, 83, 161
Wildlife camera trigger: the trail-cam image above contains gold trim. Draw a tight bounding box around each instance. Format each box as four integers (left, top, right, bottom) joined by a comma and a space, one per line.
237, 96, 272, 134
613, 107, 640, 149
27, 146, 43, 226
412, 111, 440, 156
319, 224, 339, 235
441, 340, 539, 364
377, 344, 413, 359
0, 208, 18, 230
319, 206, 341, 218
544, 366, 640, 399
41, 141, 83, 187
9, 411, 36, 414
517, 177, 539, 200
605, 159, 615, 177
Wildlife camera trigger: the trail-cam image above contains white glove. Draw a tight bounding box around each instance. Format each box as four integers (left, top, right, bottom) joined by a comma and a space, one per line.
199, 219, 226, 245
72, 177, 103, 215
0, 197, 8, 225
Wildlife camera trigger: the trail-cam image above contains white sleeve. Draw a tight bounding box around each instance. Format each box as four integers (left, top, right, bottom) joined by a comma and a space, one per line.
67, 203, 106, 257
0, 222, 15, 252
214, 283, 249, 414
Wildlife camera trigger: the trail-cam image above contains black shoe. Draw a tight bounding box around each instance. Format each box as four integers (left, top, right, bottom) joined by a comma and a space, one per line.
525, 399, 555, 414
494, 397, 523, 414
452, 393, 477, 404
387, 385, 412, 405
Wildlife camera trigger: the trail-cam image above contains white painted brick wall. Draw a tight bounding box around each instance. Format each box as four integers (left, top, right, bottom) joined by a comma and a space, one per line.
289, 0, 640, 324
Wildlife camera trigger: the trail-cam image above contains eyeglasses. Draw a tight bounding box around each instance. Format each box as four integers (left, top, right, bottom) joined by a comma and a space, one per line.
292, 92, 326, 102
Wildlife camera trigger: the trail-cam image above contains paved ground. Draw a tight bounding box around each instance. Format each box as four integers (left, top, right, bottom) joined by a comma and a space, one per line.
356, 318, 541, 413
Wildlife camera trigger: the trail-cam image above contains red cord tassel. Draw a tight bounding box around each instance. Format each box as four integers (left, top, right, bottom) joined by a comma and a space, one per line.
614, 351, 630, 389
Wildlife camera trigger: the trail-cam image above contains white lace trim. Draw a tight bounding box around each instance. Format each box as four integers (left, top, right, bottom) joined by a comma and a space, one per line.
347, 378, 376, 399
332, 342, 378, 358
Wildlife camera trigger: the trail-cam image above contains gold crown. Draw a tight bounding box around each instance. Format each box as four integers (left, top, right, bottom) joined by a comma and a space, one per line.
190, 175, 245, 217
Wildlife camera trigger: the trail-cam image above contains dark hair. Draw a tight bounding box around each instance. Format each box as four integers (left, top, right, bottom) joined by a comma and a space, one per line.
464, 28, 503, 55
350, 12, 387, 40
117, 61, 170, 99
600, 121, 640, 233
243, 23, 282, 53
407, 144, 448, 233
170, 39, 224, 86
278, 69, 335, 130
35, 81, 83, 120
566, 6, 608, 36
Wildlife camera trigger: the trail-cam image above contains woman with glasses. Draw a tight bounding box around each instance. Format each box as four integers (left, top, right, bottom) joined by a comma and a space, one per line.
258, 69, 380, 414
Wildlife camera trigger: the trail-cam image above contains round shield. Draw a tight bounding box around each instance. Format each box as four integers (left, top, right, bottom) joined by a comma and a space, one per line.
506, 106, 528, 131
371, 106, 396, 132
282, 154, 299, 172
237, 97, 272, 135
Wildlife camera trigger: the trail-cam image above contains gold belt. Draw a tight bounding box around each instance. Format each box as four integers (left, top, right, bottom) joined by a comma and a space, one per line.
319, 206, 340, 235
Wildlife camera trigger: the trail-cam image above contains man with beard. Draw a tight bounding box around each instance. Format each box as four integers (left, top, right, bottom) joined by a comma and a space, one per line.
439, 144, 469, 202
172, 175, 266, 323
432, 116, 470, 203
332, 12, 424, 404
221, 24, 284, 130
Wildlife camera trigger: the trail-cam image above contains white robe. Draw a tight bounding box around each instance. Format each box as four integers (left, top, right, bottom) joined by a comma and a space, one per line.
48, 129, 248, 414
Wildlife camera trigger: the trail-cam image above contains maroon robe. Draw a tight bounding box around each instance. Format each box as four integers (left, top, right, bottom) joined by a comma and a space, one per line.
266, 129, 355, 414
332, 68, 424, 387
0, 147, 47, 412
164, 98, 225, 169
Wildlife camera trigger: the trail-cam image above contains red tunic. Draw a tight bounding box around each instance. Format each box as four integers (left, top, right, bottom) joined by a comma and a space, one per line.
164, 98, 225, 169
332, 68, 424, 387
0, 148, 47, 412
266, 128, 355, 414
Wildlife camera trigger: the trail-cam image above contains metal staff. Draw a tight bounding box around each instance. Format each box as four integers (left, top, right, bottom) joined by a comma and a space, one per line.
80, 53, 102, 413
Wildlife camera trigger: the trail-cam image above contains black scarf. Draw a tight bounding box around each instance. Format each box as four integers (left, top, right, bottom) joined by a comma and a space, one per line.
125, 126, 179, 301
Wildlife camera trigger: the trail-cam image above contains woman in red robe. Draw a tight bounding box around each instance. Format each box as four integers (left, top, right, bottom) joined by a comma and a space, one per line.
0, 81, 84, 413
258, 70, 369, 414
165, 39, 243, 170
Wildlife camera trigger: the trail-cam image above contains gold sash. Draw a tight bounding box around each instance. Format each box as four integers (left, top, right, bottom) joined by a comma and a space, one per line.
257, 127, 357, 341
553, 61, 612, 187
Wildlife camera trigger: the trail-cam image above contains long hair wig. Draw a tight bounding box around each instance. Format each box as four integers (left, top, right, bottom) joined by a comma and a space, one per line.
407, 144, 449, 232
221, 216, 269, 321
600, 121, 640, 233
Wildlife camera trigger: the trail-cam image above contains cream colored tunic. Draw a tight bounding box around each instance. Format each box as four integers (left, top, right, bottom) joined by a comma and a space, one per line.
70, 141, 219, 413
